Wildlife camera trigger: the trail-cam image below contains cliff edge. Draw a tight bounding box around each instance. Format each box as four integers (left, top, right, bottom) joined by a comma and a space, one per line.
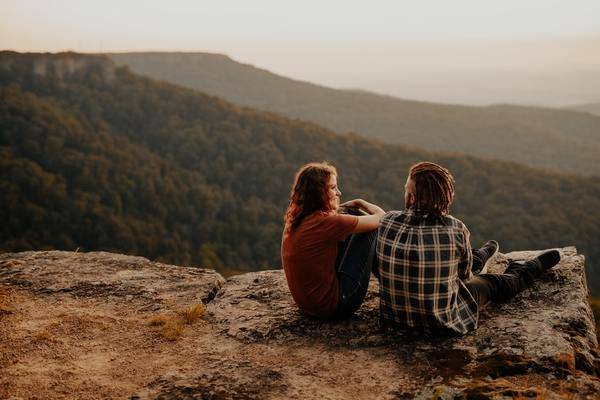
0, 247, 598, 399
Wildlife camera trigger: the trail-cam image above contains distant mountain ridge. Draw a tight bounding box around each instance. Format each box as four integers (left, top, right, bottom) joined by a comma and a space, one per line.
2, 51, 600, 294
568, 102, 600, 117
110, 52, 600, 176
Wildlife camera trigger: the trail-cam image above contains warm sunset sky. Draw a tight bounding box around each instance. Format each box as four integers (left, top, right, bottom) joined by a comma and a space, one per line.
3, 0, 600, 106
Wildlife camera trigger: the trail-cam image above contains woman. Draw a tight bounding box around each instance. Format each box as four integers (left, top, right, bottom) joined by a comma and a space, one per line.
281, 162, 385, 319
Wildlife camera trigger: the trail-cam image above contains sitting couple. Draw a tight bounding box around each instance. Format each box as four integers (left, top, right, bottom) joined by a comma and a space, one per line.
281, 161, 561, 335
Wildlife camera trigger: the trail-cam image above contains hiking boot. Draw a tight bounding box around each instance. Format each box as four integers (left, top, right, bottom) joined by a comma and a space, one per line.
534, 249, 561, 271
505, 249, 561, 275
472, 240, 499, 275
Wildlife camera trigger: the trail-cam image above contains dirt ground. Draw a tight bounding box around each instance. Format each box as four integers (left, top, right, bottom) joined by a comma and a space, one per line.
1, 284, 204, 398
0, 284, 406, 399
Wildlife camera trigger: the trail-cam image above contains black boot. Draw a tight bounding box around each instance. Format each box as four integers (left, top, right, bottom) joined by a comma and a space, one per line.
505, 249, 561, 276
535, 249, 561, 271
472, 240, 499, 274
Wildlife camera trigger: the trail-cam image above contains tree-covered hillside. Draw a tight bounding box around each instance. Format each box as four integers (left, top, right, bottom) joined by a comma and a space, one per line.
568, 102, 600, 117
110, 52, 600, 176
2, 52, 600, 293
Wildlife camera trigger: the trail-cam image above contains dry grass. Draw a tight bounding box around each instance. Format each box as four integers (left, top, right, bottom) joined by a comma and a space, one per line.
159, 319, 185, 341
460, 369, 593, 399
553, 352, 575, 372
33, 329, 61, 343
461, 378, 546, 399
556, 380, 582, 400
148, 314, 170, 327
148, 302, 205, 341
178, 303, 205, 325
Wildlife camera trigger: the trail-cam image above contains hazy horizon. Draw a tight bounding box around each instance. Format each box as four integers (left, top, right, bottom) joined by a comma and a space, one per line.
3, 0, 600, 107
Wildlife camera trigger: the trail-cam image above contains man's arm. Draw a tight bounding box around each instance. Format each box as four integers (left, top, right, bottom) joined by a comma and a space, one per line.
458, 225, 473, 281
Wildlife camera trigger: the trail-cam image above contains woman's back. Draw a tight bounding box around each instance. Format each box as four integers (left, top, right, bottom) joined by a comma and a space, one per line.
281, 211, 358, 318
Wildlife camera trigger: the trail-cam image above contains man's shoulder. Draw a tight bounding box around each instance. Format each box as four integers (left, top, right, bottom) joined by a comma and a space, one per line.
380, 211, 468, 232
381, 210, 409, 224
381, 210, 464, 222
442, 214, 468, 231
383, 210, 406, 218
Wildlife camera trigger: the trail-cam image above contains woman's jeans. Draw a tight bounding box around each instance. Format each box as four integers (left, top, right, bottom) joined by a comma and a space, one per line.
332, 230, 378, 319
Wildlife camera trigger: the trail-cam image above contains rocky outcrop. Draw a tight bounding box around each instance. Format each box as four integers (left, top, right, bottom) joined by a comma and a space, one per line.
0, 251, 224, 309
1, 247, 598, 399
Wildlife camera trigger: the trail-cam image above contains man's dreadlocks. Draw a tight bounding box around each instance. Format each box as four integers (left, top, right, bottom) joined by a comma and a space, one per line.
408, 162, 455, 216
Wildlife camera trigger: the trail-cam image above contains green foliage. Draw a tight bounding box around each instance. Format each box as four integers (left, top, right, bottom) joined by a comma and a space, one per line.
1, 52, 600, 294
110, 52, 600, 177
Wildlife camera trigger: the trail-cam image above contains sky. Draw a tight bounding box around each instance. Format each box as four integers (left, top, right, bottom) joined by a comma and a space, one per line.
2, 0, 600, 106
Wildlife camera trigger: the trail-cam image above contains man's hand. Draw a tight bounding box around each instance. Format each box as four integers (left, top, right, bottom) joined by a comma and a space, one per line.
340, 198, 366, 211
339, 198, 386, 233
340, 199, 385, 216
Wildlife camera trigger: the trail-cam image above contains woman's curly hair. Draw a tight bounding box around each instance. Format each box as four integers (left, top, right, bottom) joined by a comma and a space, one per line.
284, 162, 337, 232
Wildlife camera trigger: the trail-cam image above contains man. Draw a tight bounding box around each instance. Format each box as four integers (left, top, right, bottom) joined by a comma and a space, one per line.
376, 161, 560, 335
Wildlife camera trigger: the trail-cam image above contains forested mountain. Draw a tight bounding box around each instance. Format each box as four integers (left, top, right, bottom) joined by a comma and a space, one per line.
568, 102, 600, 117
110, 52, 600, 176
2, 51, 600, 294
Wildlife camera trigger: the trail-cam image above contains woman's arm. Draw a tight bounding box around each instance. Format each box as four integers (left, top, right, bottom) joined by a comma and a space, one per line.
340, 199, 386, 233
340, 198, 385, 215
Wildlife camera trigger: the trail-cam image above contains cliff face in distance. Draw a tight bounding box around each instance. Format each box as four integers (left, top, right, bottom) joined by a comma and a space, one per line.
0, 51, 115, 81
0, 247, 598, 399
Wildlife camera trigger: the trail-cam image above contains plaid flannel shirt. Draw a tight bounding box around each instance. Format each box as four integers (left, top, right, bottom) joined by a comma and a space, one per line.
377, 209, 478, 335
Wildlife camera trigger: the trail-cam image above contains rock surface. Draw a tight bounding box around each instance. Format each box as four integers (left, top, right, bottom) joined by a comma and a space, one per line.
1, 247, 599, 399
0, 251, 224, 308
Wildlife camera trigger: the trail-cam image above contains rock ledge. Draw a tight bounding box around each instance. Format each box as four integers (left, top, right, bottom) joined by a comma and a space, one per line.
0, 247, 598, 399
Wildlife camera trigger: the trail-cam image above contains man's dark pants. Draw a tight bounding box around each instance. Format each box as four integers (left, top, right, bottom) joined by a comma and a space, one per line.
465, 261, 545, 307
